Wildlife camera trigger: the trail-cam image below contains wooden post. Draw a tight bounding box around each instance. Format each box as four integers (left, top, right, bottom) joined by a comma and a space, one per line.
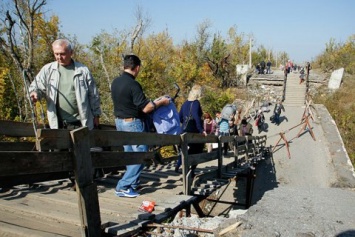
297, 116, 316, 141
217, 135, 223, 178
302, 99, 315, 122
233, 136, 238, 167
273, 132, 291, 159
180, 133, 189, 195
70, 127, 102, 237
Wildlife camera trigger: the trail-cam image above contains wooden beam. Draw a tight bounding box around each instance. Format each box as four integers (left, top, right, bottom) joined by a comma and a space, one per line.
36, 129, 72, 151
0, 151, 73, 176
0, 172, 71, 188
0, 120, 35, 137
91, 151, 155, 168
89, 130, 181, 147
0, 142, 36, 151
186, 152, 219, 167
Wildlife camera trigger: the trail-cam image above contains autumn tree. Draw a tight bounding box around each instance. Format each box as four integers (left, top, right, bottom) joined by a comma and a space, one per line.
315, 35, 355, 74
0, 0, 59, 122
85, 31, 129, 122
130, 5, 151, 54
137, 31, 176, 99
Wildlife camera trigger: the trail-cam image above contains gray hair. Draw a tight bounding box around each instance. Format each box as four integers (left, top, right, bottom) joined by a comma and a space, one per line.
52, 39, 73, 52
187, 84, 203, 101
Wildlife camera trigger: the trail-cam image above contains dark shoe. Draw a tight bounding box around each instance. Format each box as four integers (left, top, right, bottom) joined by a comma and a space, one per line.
174, 167, 182, 174
70, 183, 76, 191
132, 185, 143, 191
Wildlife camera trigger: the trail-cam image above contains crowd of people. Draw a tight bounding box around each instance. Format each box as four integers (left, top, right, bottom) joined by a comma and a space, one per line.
256, 60, 273, 74
28, 38, 290, 199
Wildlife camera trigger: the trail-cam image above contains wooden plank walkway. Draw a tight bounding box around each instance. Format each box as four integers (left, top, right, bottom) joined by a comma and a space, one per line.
0, 120, 267, 236
0, 156, 248, 236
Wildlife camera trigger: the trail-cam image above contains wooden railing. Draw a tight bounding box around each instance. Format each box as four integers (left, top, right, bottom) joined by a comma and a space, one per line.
0, 120, 267, 236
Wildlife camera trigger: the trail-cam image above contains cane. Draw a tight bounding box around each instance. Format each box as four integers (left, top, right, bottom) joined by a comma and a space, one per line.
23, 70, 46, 127
22, 69, 38, 137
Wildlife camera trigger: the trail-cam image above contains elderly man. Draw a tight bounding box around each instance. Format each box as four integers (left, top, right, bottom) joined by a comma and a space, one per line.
29, 38, 101, 130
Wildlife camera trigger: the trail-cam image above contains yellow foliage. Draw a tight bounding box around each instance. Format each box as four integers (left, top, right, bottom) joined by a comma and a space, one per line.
0, 68, 9, 118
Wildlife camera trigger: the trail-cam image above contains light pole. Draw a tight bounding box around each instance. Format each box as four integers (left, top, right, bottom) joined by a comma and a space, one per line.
249, 37, 253, 68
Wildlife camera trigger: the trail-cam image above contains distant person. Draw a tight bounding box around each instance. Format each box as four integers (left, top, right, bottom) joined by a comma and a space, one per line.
273, 99, 285, 125
286, 60, 293, 74
203, 112, 217, 153
254, 109, 265, 133
266, 60, 272, 74
111, 54, 170, 198
214, 111, 221, 136
260, 101, 271, 113
260, 60, 266, 74
256, 64, 261, 74
299, 67, 305, 84
306, 62, 312, 75
239, 117, 253, 136
216, 106, 236, 156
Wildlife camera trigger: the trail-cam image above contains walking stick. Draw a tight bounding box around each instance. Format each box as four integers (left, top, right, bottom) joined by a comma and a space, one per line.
32, 73, 46, 127
22, 70, 38, 138
23, 70, 46, 127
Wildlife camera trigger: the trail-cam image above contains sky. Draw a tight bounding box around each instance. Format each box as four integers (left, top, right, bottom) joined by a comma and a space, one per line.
45, 0, 354, 64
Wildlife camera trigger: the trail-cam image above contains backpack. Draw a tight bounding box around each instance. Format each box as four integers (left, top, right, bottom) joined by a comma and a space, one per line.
221, 104, 237, 120
152, 97, 181, 135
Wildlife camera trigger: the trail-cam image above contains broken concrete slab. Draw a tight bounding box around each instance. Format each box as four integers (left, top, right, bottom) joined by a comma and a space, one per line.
328, 68, 344, 89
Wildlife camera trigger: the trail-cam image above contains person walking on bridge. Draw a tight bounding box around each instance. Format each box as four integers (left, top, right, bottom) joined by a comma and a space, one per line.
111, 54, 170, 198
29, 38, 103, 190
273, 99, 285, 125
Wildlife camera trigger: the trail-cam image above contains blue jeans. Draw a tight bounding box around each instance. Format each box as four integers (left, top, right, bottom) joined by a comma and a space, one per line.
115, 118, 147, 191
220, 131, 230, 154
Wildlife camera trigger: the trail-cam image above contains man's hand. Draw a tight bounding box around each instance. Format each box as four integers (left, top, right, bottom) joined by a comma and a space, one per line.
143, 96, 171, 114
30, 91, 38, 103
154, 96, 170, 107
